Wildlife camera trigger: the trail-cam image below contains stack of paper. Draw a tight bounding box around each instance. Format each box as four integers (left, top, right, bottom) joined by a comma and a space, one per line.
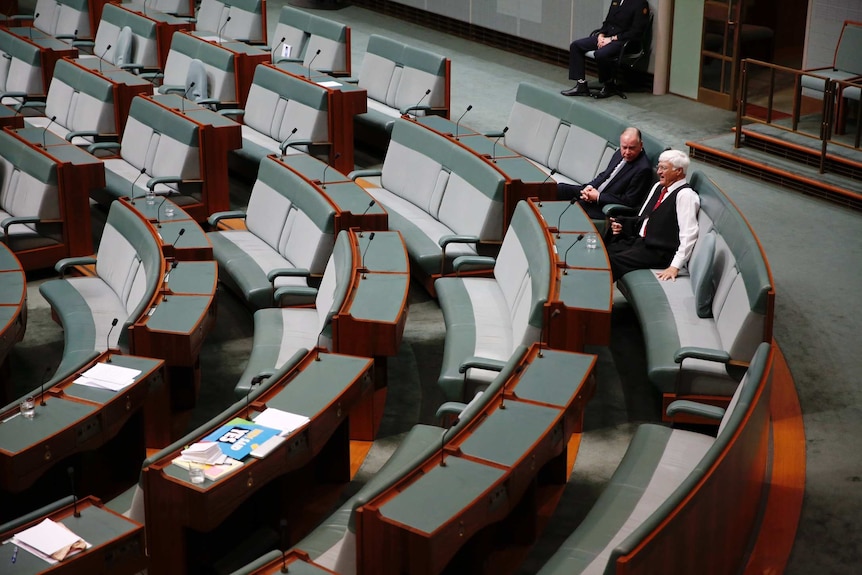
253, 408, 310, 437
74, 363, 142, 391
180, 442, 225, 465
11, 519, 90, 564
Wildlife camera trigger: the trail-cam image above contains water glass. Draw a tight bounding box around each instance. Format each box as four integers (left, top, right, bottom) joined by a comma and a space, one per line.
586, 232, 599, 250
20, 396, 35, 419
164, 206, 176, 219
188, 466, 206, 484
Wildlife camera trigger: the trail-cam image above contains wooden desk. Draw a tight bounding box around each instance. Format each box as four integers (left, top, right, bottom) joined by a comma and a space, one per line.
0, 103, 24, 129
356, 344, 595, 575
410, 116, 557, 233
2, 127, 105, 271
130, 198, 215, 261
143, 350, 373, 575
0, 496, 147, 575
0, 353, 165, 520
67, 58, 155, 136
274, 63, 368, 173
273, 154, 388, 233
0, 244, 26, 404
147, 94, 242, 222
532, 199, 613, 350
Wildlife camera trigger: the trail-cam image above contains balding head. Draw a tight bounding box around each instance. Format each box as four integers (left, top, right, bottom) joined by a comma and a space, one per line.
619, 127, 643, 162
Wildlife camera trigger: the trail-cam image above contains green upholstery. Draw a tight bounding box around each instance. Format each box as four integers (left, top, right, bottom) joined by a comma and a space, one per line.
0, 130, 58, 185
834, 23, 862, 76
689, 230, 716, 318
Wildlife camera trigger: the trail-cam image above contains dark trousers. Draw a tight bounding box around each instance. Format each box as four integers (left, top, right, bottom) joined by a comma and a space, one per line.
557, 184, 607, 219
607, 236, 673, 280
569, 36, 625, 83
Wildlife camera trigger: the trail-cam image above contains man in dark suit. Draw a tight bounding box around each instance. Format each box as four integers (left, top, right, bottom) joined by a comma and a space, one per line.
557, 127, 653, 219
561, 0, 651, 99
607, 149, 700, 281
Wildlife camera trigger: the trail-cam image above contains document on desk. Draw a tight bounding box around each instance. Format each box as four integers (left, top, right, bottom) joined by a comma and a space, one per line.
74, 362, 142, 391
253, 408, 310, 437
11, 518, 90, 563
317, 81, 342, 88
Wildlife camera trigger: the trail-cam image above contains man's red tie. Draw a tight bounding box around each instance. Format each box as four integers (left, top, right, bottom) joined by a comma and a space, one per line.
652, 187, 669, 212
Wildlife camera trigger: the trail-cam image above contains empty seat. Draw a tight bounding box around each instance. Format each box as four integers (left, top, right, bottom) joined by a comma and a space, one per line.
271, 5, 350, 76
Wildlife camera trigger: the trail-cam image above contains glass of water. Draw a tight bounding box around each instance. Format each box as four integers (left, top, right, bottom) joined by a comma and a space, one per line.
20, 396, 35, 419
586, 232, 599, 250
188, 466, 206, 484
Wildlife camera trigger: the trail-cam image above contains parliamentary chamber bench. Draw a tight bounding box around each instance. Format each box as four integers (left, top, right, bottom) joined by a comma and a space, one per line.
72, 2, 167, 74
271, 4, 351, 76
350, 117, 506, 294
615, 171, 775, 411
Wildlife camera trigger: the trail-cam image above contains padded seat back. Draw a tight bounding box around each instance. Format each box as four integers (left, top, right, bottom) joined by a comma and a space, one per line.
33, 0, 90, 39
0, 130, 60, 234
146, 0, 195, 17
833, 22, 862, 76
43, 59, 115, 138
161, 32, 236, 103
92, 4, 160, 71
272, 6, 311, 61
315, 231, 354, 336
246, 157, 336, 275
196, 0, 265, 43
272, 7, 348, 74
0, 32, 44, 99
381, 119, 505, 242
120, 96, 201, 183
243, 64, 329, 145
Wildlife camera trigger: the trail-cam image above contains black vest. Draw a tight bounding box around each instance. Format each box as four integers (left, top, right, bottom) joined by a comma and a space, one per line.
638, 184, 692, 253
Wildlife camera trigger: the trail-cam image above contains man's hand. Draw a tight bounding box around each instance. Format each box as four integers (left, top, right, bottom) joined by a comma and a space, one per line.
596, 34, 613, 49
656, 266, 679, 281
580, 185, 598, 203
610, 217, 622, 235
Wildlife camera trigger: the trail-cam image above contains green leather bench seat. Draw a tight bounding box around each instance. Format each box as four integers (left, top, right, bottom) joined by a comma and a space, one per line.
82, 3, 162, 72
22, 0, 91, 40
434, 202, 550, 402
503, 83, 666, 189
537, 342, 771, 575
39, 201, 162, 383
158, 32, 237, 105
228, 64, 330, 164
353, 118, 505, 279
271, 6, 350, 76
0, 31, 45, 104
233, 231, 353, 398
208, 156, 336, 310
354, 34, 449, 134
617, 171, 772, 396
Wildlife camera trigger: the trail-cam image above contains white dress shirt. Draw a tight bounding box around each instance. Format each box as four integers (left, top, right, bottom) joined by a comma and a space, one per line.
638, 179, 700, 270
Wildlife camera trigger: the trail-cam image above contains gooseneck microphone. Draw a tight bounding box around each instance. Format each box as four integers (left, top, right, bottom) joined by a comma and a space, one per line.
454, 104, 472, 140
217, 15, 231, 44
556, 197, 576, 238
68, 466, 80, 517
180, 81, 196, 114
41, 115, 57, 148
538, 308, 561, 358
279, 127, 298, 159
562, 234, 585, 274
98, 43, 112, 74
130, 167, 147, 204
321, 153, 340, 188
246, 374, 270, 419
360, 232, 375, 279
272, 36, 286, 62
39, 365, 52, 406
106, 317, 119, 355
491, 126, 508, 162
357, 199, 375, 237
172, 227, 186, 251
409, 89, 431, 118
155, 190, 176, 228
538, 169, 557, 207
307, 48, 321, 79
28, 13, 39, 39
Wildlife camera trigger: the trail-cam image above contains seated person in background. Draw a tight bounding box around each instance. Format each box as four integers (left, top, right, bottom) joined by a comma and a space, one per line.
606, 149, 699, 281
557, 126, 653, 219
561, 0, 651, 99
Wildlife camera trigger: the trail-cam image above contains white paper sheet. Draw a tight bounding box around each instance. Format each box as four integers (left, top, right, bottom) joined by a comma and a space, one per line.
253, 408, 310, 436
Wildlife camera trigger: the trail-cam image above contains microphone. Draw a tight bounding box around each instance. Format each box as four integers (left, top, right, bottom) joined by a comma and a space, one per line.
321, 153, 341, 188
172, 227, 186, 252
41, 115, 56, 148
562, 234, 585, 274
307, 48, 321, 79
491, 126, 508, 162
357, 199, 375, 237
28, 13, 39, 39
538, 169, 557, 206
500, 363, 526, 411
315, 331, 325, 360
280, 518, 289, 573
556, 197, 576, 238
98, 43, 112, 74
360, 232, 375, 279
142, 0, 148, 16
440, 416, 459, 467
454, 104, 472, 140
39, 365, 52, 406
279, 127, 298, 159
272, 36, 286, 62
217, 15, 231, 44
129, 167, 147, 204
246, 374, 270, 419
162, 260, 178, 301
155, 191, 177, 228
105, 317, 119, 359
538, 309, 561, 358
68, 466, 80, 517
409, 89, 431, 118
180, 81, 196, 114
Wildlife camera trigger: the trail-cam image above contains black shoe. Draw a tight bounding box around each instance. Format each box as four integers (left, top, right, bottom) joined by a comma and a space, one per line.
593, 82, 619, 99
561, 82, 590, 97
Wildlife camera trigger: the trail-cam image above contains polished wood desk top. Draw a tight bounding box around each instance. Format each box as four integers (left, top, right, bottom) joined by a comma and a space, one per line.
0, 496, 146, 575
